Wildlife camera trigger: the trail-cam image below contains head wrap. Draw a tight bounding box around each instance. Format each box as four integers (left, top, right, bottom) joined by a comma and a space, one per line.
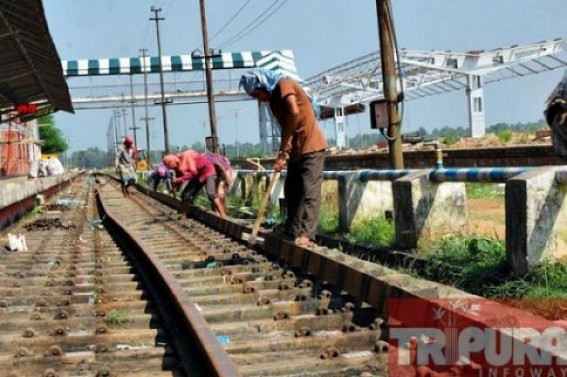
123, 136, 134, 147
239, 68, 321, 119
239, 68, 285, 95
157, 165, 167, 177
163, 155, 180, 169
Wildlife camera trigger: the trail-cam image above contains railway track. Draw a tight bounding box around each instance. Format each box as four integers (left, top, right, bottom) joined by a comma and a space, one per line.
0, 175, 389, 376
96, 179, 388, 376
0, 178, 200, 377
4, 174, 563, 376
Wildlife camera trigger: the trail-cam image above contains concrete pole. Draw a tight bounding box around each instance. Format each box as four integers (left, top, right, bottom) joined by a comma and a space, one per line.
376, 0, 404, 169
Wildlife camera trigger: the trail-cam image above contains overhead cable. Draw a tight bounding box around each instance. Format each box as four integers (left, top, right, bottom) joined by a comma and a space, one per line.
218, 0, 288, 49
209, 0, 251, 43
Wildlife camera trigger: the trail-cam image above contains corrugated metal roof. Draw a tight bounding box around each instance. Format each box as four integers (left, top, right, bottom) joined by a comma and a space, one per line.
0, 0, 73, 122
62, 50, 301, 81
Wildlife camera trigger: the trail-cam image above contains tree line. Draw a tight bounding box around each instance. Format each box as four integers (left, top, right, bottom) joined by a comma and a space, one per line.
37, 115, 548, 170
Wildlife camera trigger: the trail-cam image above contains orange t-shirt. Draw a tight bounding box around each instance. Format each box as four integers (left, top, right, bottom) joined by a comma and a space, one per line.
269, 78, 327, 160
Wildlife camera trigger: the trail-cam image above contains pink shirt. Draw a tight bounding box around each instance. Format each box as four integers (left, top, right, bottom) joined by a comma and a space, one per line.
175, 150, 216, 183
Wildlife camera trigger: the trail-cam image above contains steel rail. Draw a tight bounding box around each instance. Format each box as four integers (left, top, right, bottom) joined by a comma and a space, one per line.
96, 185, 242, 377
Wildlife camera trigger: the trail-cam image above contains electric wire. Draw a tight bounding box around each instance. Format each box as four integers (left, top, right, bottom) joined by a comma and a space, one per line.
209, 0, 251, 44
161, 0, 176, 17
218, 0, 288, 49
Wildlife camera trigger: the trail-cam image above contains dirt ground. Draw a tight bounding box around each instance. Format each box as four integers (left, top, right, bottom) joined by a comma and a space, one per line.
467, 198, 506, 240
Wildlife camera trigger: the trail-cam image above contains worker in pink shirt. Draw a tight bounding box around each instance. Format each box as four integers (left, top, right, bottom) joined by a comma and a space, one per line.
163, 150, 227, 218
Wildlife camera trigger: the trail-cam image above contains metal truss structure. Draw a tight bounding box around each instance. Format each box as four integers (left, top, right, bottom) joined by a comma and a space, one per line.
305, 38, 567, 148
64, 50, 299, 155
69, 40, 567, 155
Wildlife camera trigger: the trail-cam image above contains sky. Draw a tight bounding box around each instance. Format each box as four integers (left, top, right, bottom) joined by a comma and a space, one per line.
43, 0, 567, 153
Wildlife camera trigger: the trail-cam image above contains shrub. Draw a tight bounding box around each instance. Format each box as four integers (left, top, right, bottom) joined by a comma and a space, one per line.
347, 215, 394, 247
497, 129, 513, 144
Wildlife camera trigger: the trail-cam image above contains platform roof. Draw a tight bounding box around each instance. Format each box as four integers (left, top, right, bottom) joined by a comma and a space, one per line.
306, 39, 567, 108
0, 0, 73, 123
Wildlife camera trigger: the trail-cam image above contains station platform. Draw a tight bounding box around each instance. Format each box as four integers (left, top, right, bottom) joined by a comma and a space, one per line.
0, 172, 81, 230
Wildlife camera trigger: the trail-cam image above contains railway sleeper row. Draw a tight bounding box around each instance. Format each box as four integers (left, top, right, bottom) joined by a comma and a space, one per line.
97, 181, 388, 377
0, 178, 193, 377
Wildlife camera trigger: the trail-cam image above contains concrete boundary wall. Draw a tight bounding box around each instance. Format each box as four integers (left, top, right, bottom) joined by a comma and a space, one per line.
234, 166, 567, 271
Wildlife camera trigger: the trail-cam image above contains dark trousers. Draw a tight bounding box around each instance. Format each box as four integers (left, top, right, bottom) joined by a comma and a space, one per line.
152, 177, 172, 192
181, 176, 217, 203
284, 151, 325, 240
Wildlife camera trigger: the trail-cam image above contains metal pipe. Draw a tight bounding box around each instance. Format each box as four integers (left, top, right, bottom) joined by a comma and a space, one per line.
430, 167, 532, 183
237, 167, 534, 184
235, 169, 414, 181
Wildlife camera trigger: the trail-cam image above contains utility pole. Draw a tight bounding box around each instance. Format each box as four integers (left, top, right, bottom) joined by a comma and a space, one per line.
230, 108, 247, 158
235, 110, 240, 158
140, 48, 153, 167
121, 107, 127, 138
199, 0, 219, 153
376, 0, 404, 169
113, 110, 120, 152
150, 6, 170, 155
107, 123, 113, 166
129, 74, 139, 147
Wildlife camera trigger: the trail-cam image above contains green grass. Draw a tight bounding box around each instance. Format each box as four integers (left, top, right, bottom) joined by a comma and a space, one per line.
497, 129, 513, 144
105, 309, 130, 328
420, 235, 567, 299
465, 182, 504, 200
421, 236, 508, 295
346, 215, 395, 247
318, 208, 339, 233
226, 194, 245, 217
224, 193, 283, 221
443, 135, 459, 145
30, 205, 45, 215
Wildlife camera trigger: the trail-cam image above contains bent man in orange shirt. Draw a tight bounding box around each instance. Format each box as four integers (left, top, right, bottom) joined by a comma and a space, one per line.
240, 69, 327, 248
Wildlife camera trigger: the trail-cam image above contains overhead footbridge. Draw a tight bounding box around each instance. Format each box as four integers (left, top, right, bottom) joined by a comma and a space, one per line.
306, 38, 567, 148
65, 39, 567, 154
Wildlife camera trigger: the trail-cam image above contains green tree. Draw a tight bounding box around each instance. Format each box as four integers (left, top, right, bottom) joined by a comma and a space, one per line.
70, 148, 108, 169
417, 127, 429, 136
38, 115, 68, 154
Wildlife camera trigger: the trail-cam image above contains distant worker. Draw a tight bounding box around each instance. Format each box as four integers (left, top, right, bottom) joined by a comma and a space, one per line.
163, 150, 227, 218
239, 69, 327, 248
38, 159, 48, 177
115, 136, 137, 197
204, 152, 236, 210
147, 163, 173, 193
545, 70, 567, 160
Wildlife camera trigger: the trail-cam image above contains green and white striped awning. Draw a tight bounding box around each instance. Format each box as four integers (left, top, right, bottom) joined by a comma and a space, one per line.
62, 50, 300, 81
